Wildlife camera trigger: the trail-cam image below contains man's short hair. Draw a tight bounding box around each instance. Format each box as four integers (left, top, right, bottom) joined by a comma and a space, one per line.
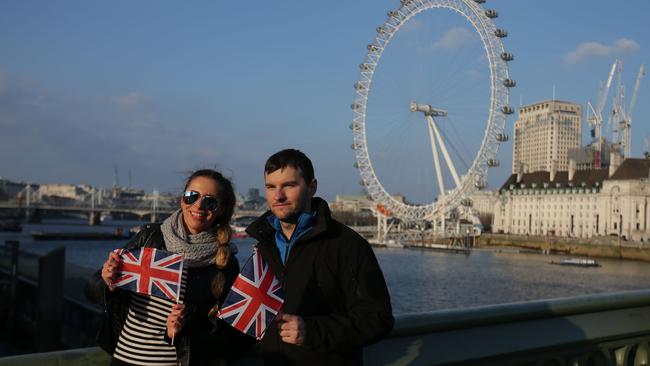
264, 149, 315, 183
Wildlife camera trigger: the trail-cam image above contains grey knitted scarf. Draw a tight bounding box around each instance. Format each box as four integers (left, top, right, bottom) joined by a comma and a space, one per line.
160, 209, 221, 268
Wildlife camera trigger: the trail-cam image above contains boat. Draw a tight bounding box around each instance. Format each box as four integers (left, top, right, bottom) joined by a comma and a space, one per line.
368, 239, 404, 248
232, 231, 250, 239
549, 258, 601, 267
231, 215, 257, 238
32, 228, 133, 241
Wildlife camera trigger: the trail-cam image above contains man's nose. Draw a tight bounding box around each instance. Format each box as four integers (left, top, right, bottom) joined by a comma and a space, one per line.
274, 189, 286, 201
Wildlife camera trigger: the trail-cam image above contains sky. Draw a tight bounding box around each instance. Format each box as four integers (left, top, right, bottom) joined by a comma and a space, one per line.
0, 0, 649, 201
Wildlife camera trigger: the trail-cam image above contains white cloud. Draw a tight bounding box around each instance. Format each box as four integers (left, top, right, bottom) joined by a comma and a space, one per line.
614, 38, 641, 53
565, 38, 640, 64
432, 27, 474, 49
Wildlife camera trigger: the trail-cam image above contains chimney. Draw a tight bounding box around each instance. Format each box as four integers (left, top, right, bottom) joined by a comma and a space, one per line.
609, 150, 622, 177
568, 158, 576, 181
549, 160, 557, 182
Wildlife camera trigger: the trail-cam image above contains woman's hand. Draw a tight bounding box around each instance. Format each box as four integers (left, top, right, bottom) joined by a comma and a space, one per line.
101, 251, 122, 291
167, 304, 186, 339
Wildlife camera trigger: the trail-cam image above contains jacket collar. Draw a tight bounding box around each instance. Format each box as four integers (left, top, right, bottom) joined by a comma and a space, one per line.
246, 197, 331, 246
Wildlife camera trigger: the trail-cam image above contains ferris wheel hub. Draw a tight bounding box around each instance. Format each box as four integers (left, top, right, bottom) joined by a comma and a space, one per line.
410, 101, 448, 117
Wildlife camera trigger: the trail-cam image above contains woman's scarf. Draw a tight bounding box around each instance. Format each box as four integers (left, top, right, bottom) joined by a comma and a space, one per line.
160, 209, 220, 268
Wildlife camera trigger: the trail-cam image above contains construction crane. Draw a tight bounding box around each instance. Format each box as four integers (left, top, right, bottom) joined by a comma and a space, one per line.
586, 60, 617, 168
611, 62, 645, 158
620, 63, 645, 157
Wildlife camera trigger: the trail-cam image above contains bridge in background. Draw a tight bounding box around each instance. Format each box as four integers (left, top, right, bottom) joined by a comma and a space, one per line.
0, 186, 264, 225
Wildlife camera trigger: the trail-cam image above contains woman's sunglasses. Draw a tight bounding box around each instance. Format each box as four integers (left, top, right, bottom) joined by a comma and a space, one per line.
182, 191, 220, 212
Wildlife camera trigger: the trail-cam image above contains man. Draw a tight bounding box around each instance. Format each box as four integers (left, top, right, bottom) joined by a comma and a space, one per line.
246, 149, 394, 365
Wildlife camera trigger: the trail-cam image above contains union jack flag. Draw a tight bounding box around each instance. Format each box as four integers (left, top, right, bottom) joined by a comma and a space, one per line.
111, 247, 184, 302
218, 247, 284, 340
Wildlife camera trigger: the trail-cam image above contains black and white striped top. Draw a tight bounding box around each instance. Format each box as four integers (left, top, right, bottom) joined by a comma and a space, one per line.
113, 270, 187, 366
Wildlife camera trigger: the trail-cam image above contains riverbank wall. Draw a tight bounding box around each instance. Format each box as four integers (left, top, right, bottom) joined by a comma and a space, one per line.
0, 243, 101, 355
477, 233, 650, 262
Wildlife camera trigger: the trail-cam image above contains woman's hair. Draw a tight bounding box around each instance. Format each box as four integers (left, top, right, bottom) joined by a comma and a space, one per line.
183, 169, 235, 270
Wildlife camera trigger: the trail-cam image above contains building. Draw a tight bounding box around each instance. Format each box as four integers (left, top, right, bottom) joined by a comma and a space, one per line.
0, 178, 32, 200
37, 183, 94, 201
568, 141, 612, 171
239, 187, 266, 210
512, 100, 582, 174
493, 155, 650, 242
329, 194, 375, 212
329, 194, 406, 213
467, 191, 498, 230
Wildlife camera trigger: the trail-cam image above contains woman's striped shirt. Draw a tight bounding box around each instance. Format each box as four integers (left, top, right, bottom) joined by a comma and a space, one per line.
112, 270, 187, 366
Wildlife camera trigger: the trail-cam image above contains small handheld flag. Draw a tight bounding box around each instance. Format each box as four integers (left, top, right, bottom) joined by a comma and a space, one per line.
218, 247, 284, 340
111, 247, 184, 302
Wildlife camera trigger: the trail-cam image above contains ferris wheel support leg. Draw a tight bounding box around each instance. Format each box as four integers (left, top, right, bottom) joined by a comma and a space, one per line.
427, 116, 461, 187
377, 213, 383, 242
426, 118, 446, 197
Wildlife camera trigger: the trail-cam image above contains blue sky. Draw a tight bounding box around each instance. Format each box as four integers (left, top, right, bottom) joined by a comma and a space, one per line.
0, 0, 648, 202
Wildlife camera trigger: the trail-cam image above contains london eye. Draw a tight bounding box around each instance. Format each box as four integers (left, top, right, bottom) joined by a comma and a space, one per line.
350, 0, 515, 225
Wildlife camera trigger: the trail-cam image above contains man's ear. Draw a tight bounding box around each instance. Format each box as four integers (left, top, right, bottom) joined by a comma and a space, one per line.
308, 179, 318, 198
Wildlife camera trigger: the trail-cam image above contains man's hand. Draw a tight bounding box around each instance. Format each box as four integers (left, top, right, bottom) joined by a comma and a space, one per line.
167, 304, 186, 339
277, 312, 305, 346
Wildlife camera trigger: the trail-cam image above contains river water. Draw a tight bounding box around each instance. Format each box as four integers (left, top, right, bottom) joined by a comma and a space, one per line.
2, 219, 649, 315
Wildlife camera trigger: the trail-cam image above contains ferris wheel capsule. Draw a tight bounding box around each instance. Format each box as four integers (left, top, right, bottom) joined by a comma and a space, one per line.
500, 52, 514, 61
461, 198, 474, 206
496, 133, 509, 142
503, 78, 516, 87
485, 9, 498, 18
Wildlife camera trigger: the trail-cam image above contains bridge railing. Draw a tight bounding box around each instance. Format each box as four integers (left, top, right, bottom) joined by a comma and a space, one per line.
1, 289, 649, 365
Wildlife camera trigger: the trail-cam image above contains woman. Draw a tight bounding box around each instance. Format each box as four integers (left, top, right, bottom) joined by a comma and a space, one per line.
87, 169, 249, 365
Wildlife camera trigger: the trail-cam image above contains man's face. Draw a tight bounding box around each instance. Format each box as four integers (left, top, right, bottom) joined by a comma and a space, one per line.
265, 166, 316, 222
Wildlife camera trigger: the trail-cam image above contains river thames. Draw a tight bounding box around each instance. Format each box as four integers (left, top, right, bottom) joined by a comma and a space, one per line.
3, 219, 650, 315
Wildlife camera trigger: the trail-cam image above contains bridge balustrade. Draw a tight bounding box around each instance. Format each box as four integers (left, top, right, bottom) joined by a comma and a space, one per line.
1, 289, 649, 365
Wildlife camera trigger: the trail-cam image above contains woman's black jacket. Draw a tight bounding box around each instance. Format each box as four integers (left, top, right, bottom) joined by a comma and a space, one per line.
85, 223, 251, 366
